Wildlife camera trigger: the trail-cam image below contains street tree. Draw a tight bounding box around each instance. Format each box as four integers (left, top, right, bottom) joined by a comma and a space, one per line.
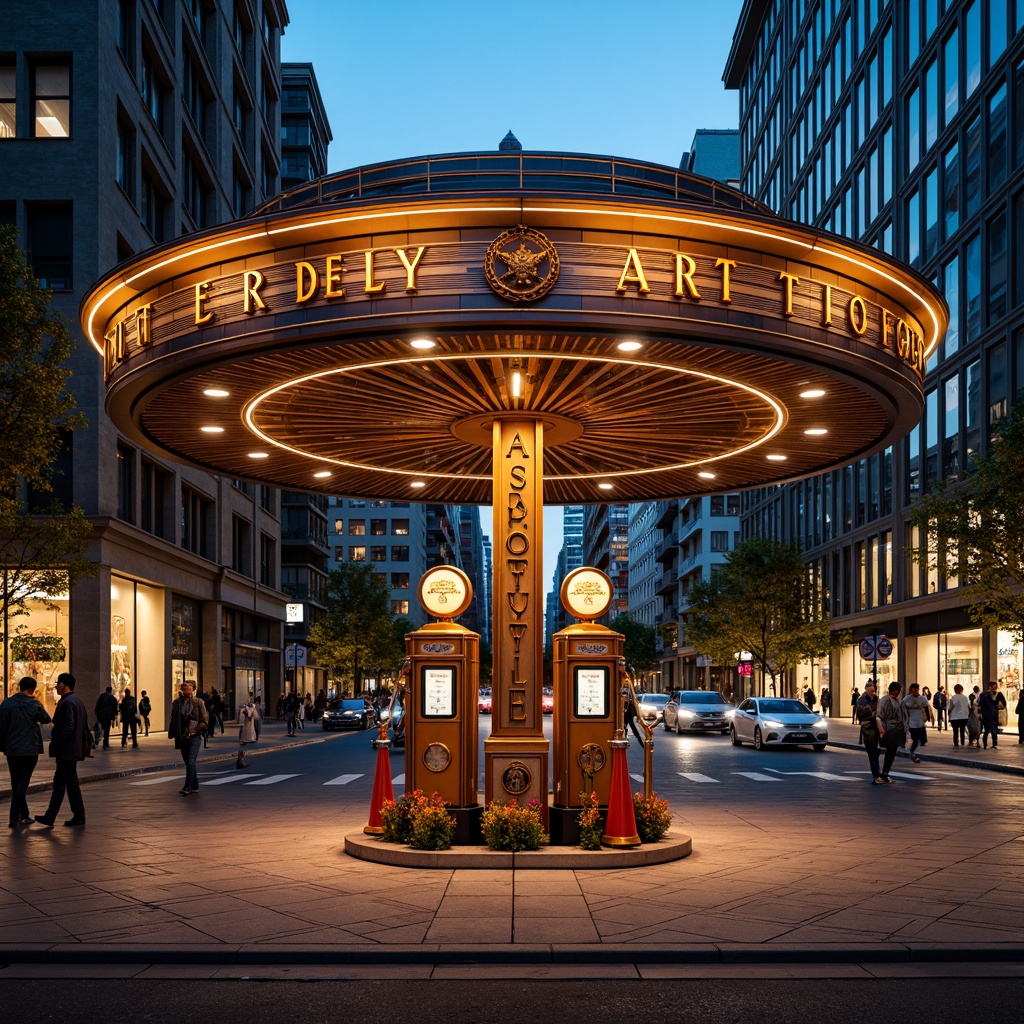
610, 613, 659, 685
0, 225, 94, 692
365, 614, 415, 692
307, 561, 392, 692
908, 405, 1024, 642
685, 538, 848, 695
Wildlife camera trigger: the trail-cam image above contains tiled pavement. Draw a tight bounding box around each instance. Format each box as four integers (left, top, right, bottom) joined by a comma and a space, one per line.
1, 718, 1022, 977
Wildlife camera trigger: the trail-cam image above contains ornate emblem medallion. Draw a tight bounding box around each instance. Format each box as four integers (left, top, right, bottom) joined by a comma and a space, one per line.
484, 225, 560, 302
577, 743, 607, 774
422, 742, 451, 773
501, 760, 532, 795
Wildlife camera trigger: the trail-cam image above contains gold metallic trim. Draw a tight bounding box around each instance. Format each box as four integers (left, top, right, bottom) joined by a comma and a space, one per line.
422, 742, 452, 773
501, 761, 532, 796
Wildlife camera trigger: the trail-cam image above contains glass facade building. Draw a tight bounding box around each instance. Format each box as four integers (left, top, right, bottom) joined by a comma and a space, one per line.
726, 0, 1024, 714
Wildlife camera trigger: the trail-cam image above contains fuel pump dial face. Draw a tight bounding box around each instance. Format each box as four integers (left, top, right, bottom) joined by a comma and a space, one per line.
560, 567, 613, 621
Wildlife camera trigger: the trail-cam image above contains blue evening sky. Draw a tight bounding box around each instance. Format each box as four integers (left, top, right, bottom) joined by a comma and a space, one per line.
281, 0, 745, 587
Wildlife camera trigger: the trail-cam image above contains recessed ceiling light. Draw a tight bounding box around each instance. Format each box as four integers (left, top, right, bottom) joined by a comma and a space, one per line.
313, 470, 332, 479
247, 452, 269, 459
804, 427, 828, 435
617, 340, 643, 352
766, 454, 788, 461
203, 388, 230, 397
799, 388, 826, 398
410, 481, 426, 489
200, 426, 224, 433
598, 482, 613, 490
410, 338, 436, 350
697, 471, 715, 479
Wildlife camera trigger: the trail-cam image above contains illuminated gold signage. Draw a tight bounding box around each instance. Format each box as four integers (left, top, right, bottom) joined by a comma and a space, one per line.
560, 567, 613, 622
417, 565, 473, 620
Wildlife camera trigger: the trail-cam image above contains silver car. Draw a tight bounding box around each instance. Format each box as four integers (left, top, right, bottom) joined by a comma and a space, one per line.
730, 697, 828, 751
637, 692, 670, 725
662, 690, 735, 734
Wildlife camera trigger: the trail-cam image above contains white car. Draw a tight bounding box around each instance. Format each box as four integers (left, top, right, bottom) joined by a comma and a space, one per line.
636, 693, 670, 725
730, 697, 828, 751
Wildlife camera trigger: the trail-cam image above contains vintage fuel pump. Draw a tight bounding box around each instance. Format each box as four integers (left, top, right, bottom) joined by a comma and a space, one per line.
404, 565, 481, 842
549, 566, 625, 844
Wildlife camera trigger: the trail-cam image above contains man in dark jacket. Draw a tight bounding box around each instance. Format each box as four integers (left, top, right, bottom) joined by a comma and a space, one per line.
978, 680, 1007, 749
95, 685, 118, 749
0, 676, 52, 827
35, 672, 88, 827
119, 688, 139, 748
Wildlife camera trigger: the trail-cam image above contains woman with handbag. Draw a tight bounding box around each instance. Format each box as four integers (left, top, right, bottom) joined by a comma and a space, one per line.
167, 682, 208, 796
236, 694, 259, 769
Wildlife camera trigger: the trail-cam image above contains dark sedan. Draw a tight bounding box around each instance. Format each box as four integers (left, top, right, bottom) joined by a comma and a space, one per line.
322, 698, 377, 731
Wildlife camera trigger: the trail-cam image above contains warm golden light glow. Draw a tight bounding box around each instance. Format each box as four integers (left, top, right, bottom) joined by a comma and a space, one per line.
697, 471, 716, 479
799, 388, 826, 398
313, 470, 332, 478
410, 338, 436, 350
598, 482, 613, 490
203, 388, 230, 397
511, 371, 522, 398
766, 454, 787, 461
200, 426, 224, 433
410, 480, 426, 488
804, 428, 828, 435
248, 452, 269, 459
617, 340, 643, 352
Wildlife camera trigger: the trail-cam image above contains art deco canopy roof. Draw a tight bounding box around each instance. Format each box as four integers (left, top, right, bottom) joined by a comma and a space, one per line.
82, 151, 946, 504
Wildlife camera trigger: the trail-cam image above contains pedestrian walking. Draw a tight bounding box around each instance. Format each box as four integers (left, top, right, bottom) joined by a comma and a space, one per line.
820, 686, 832, 716
932, 686, 948, 731
0, 676, 52, 827
296, 694, 306, 731
902, 682, 932, 763
34, 672, 88, 827
623, 687, 644, 745
236, 694, 259, 768
95, 685, 117, 749
850, 686, 861, 723
803, 685, 815, 711
967, 703, 982, 747
876, 681, 909, 783
978, 680, 1007, 749
167, 681, 208, 796
854, 679, 882, 783
1015, 691, 1024, 744
119, 688, 139, 748
948, 683, 970, 747
210, 689, 225, 734
284, 691, 298, 736
138, 690, 152, 736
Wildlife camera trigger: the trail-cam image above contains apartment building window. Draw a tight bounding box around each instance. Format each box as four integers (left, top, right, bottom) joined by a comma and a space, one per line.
391, 600, 409, 615
141, 168, 166, 241
925, 388, 939, 490
370, 546, 386, 562
988, 340, 1008, 429
140, 460, 168, 538
233, 2, 250, 54
966, 359, 982, 461
391, 572, 410, 589
116, 445, 134, 523
391, 545, 409, 561
710, 531, 729, 552
32, 62, 70, 137
260, 147, 275, 197
26, 202, 72, 289
944, 374, 960, 477
232, 82, 248, 141
116, 0, 134, 70
232, 514, 251, 575
260, 533, 274, 587
989, 210, 1008, 324
0, 60, 16, 138
189, 0, 208, 45
392, 519, 409, 535
231, 167, 249, 218
116, 118, 134, 198
182, 55, 208, 140
140, 50, 163, 130
333, 546, 344, 560
965, 233, 981, 342
349, 546, 366, 561
183, 150, 209, 228
944, 28, 959, 125
370, 519, 386, 535
989, 83, 1008, 193
348, 519, 365, 535
181, 486, 211, 558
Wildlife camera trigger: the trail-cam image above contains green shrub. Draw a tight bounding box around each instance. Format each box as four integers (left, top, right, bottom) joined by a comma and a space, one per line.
633, 791, 672, 843
480, 798, 549, 851
409, 796, 456, 851
380, 790, 421, 843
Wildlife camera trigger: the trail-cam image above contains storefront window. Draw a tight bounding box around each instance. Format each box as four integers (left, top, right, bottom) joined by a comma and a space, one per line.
996, 631, 1023, 711
6, 590, 70, 715
915, 629, 982, 699
171, 594, 200, 696
111, 576, 166, 729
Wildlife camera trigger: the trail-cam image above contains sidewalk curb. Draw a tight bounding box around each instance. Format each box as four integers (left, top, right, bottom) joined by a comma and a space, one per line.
827, 740, 1024, 777
1, 942, 1023, 967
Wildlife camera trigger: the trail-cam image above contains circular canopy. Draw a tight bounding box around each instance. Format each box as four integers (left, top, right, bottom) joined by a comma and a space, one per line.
82, 151, 946, 504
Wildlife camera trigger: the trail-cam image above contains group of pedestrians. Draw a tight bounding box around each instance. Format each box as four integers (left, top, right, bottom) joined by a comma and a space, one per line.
283, 691, 313, 736
93, 685, 152, 749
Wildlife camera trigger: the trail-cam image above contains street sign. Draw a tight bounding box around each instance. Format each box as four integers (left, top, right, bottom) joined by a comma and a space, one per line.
285, 644, 306, 666
875, 635, 893, 660
858, 637, 876, 660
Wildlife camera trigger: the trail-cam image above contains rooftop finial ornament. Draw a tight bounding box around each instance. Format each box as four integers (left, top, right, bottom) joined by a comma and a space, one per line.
499, 130, 521, 151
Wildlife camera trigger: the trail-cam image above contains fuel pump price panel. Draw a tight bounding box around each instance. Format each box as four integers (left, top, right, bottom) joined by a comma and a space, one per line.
421, 666, 457, 717
574, 666, 609, 717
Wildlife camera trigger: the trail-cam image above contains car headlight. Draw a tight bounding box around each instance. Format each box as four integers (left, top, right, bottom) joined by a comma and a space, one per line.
676, 708, 695, 718
813, 719, 827, 729
763, 719, 785, 729
724, 709, 736, 718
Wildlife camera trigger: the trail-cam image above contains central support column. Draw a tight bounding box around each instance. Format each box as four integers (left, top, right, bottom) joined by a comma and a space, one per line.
485, 417, 548, 811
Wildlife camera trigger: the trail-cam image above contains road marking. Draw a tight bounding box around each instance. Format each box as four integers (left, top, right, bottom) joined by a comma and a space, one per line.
765, 770, 859, 781
884, 771, 934, 781
129, 775, 185, 786
732, 772, 781, 781
392, 774, 405, 785
630, 773, 645, 783
244, 774, 301, 785
678, 772, 719, 783
201, 775, 262, 786
324, 774, 365, 786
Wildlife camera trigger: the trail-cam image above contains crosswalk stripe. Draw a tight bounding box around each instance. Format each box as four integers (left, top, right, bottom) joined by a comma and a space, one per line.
201, 775, 262, 786
766, 770, 859, 781
244, 774, 301, 785
927, 770, 1024, 784
883, 771, 933, 781
392, 774, 405, 785
732, 771, 781, 781
630, 773, 644, 783
324, 774, 364, 786
129, 775, 184, 786
678, 772, 719, 783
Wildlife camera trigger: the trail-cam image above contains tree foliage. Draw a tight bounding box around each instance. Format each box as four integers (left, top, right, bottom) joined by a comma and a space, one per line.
0, 225, 94, 657
908, 405, 1024, 642
307, 561, 393, 688
610, 613, 659, 683
684, 538, 848, 691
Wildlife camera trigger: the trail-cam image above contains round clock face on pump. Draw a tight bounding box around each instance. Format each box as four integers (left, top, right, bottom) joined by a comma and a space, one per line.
418, 565, 474, 619
423, 742, 451, 773
560, 567, 613, 621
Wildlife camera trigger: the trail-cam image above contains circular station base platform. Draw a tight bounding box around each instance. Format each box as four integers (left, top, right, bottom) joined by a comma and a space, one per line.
344, 830, 693, 869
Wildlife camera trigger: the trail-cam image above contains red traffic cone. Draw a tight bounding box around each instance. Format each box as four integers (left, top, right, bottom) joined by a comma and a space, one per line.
601, 737, 640, 847
364, 726, 395, 836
